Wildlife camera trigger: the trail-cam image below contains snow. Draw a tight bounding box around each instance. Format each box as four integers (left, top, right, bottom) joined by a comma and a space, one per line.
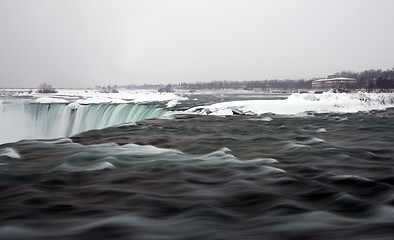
5, 88, 394, 115
166, 99, 179, 108
35, 97, 69, 104
75, 97, 126, 104
185, 91, 394, 116
13, 89, 187, 105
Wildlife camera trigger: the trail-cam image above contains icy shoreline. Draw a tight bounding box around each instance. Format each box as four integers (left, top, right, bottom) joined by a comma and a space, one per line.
1, 89, 187, 105
184, 91, 394, 116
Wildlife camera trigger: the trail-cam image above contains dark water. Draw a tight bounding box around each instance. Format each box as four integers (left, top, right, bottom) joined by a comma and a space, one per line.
1, 95, 394, 239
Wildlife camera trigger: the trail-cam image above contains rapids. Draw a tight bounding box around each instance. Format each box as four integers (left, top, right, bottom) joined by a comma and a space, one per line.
1, 89, 394, 239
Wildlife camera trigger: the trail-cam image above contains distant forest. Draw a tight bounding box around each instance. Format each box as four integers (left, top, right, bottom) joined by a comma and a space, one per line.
335, 68, 394, 90
123, 68, 394, 91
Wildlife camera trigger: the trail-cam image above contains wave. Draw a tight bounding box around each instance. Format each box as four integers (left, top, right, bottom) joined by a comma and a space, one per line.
1, 136, 394, 239
0, 148, 21, 159
184, 91, 394, 116
55, 161, 116, 172
0, 139, 283, 175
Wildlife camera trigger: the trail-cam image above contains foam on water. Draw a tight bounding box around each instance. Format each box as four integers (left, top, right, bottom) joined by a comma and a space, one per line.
236, 158, 279, 164
56, 161, 115, 172
0, 148, 21, 159
259, 117, 273, 121
316, 128, 327, 133
302, 137, 326, 145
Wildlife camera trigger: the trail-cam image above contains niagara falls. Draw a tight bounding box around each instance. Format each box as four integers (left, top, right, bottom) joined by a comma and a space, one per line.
1, 88, 394, 240
2, 0, 394, 239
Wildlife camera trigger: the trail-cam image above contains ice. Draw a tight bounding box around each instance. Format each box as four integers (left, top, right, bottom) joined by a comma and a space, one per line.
186, 91, 394, 116
21, 89, 187, 104
166, 99, 179, 108
35, 97, 69, 104
75, 97, 121, 104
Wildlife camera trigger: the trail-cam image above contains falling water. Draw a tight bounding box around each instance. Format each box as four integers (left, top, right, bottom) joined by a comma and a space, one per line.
0, 102, 167, 143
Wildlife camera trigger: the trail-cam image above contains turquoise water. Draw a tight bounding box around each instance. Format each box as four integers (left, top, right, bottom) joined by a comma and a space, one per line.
0, 102, 167, 143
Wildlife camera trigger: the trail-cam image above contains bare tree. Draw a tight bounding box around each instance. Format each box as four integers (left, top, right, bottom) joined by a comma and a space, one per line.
37, 83, 57, 93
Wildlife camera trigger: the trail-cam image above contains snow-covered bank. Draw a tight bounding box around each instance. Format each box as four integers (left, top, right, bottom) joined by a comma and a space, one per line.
4, 89, 187, 104
185, 91, 394, 116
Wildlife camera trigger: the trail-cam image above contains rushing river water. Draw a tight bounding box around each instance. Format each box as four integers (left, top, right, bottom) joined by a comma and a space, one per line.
1, 90, 394, 239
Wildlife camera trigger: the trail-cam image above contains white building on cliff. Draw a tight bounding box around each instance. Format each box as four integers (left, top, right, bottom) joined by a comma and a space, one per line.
312, 75, 356, 90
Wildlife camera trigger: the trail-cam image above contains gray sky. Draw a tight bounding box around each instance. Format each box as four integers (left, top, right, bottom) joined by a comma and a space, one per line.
1, 0, 394, 88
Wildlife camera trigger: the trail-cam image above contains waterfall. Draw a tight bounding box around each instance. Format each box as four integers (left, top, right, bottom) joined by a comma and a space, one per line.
0, 103, 166, 144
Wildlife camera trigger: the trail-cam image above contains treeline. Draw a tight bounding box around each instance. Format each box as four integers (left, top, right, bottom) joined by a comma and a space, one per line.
37, 82, 57, 93
333, 68, 394, 90
123, 80, 311, 91
173, 68, 394, 91
121, 67, 394, 91
175, 79, 311, 90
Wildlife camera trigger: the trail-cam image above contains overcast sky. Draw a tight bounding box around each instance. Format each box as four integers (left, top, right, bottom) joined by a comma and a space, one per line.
1, 0, 394, 88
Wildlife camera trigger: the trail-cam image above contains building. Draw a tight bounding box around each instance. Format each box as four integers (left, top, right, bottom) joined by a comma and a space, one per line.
312, 75, 357, 90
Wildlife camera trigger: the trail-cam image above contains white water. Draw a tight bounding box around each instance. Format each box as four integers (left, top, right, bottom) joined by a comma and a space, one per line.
1, 89, 184, 144
2, 90, 394, 144
0, 103, 166, 144
186, 91, 394, 116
